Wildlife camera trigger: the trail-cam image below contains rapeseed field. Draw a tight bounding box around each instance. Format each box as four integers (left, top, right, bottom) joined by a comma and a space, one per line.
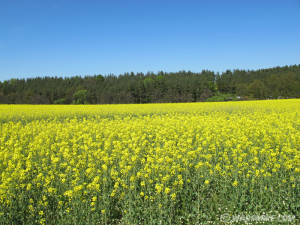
0, 100, 299, 224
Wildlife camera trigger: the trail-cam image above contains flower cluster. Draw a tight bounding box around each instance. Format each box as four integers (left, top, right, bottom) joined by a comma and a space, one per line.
0, 100, 299, 224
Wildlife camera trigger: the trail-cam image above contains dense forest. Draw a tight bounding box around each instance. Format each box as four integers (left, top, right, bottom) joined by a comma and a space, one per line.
0, 65, 299, 104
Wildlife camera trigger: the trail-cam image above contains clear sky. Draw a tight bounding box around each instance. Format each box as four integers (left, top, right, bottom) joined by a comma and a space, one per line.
0, 0, 299, 81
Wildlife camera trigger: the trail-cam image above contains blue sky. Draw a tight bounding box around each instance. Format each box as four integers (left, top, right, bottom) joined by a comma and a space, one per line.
0, 0, 299, 81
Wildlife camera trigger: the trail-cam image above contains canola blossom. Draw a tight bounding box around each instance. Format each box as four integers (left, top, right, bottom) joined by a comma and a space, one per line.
0, 100, 299, 224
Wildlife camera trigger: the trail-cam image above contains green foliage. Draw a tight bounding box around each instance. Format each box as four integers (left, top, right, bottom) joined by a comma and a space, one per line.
53, 98, 67, 104
248, 80, 266, 99
0, 65, 299, 104
206, 93, 239, 102
217, 65, 300, 99
72, 89, 88, 104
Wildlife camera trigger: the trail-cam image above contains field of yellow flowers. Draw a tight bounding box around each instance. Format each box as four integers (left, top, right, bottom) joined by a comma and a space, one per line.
0, 100, 299, 224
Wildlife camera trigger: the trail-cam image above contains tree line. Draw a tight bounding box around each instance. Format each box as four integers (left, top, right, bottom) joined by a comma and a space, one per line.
0, 65, 299, 104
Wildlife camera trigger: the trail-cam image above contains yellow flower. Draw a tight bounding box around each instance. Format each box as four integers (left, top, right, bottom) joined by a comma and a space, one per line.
155, 184, 163, 194
28, 205, 34, 213
164, 187, 171, 195
171, 193, 176, 201
39, 218, 46, 225
232, 180, 238, 187
26, 183, 32, 191
64, 190, 73, 198
0, 100, 299, 223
